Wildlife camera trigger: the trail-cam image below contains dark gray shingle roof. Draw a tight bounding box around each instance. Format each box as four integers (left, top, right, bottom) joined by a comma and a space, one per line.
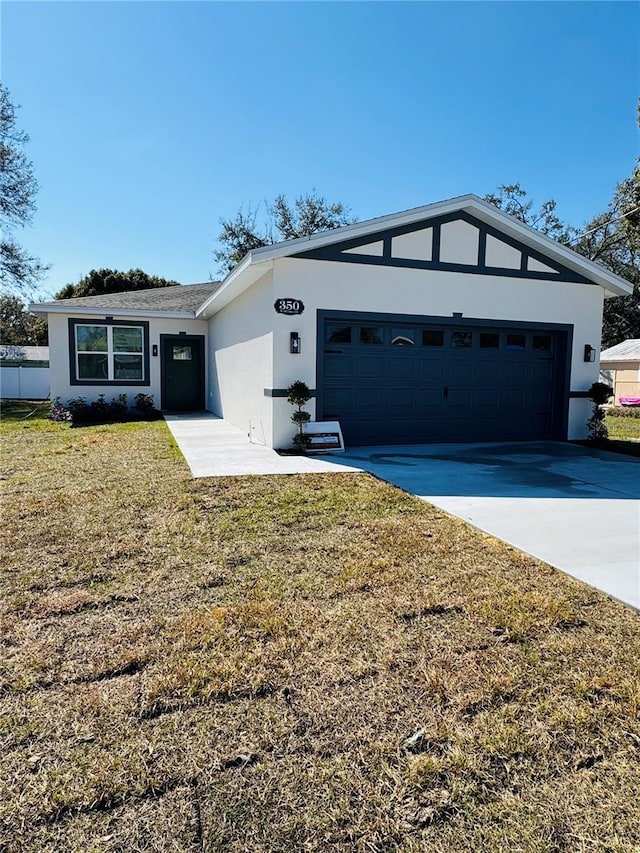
35, 282, 221, 313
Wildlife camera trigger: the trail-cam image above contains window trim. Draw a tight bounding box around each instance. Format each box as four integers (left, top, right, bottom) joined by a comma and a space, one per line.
68, 318, 150, 386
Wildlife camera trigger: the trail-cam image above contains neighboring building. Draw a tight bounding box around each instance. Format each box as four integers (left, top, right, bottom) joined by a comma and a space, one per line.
600, 340, 640, 404
31, 195, 633, 448
0, 346, 50, 400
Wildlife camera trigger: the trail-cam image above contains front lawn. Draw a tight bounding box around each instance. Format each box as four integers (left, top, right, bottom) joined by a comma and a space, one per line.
606, 412, 640, 441
1, 408, 639, 851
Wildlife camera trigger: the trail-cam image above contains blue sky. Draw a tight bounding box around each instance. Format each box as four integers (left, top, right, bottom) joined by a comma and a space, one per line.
2, 1, 638, 299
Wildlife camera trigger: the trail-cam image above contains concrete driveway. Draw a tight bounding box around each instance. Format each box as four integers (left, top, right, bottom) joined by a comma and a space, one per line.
331, 441, 640, 609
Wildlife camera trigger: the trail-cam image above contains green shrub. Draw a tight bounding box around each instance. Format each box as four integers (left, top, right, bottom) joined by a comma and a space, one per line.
606, 406, 640, 418
287, 380, 311, 451
49, 398, 72, 422
586, 382, 613, 441
56, 394, 161, 426
134, 393, 157, 416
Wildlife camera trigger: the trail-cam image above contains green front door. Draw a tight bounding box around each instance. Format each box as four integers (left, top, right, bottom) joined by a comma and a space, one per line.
161, 335, 205, 411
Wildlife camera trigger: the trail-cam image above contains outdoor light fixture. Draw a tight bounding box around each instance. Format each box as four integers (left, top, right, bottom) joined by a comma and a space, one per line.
152, 344, 158, 357
290, 332, 301, 354
584, 344, 596, 362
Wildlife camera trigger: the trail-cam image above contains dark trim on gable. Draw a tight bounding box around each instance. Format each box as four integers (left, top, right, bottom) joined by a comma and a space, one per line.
431, 221, 441, 264
477, 229, 487, 268
293, 210, 592, 285
68, 318, 150, 387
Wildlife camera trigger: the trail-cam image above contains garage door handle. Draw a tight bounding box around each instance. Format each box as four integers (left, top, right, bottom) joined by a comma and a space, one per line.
443, 385, 449, 399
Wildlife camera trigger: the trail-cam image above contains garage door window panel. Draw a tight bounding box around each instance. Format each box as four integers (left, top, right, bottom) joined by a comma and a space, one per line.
360, 326, 384, 345
452, 331, 472, 348
480, 332, 500, 349
326, 324, 352, 344
391, 328, 415, 346
423, 330, 444, 347
506, 333, 527, 350
533, 335, 552, 351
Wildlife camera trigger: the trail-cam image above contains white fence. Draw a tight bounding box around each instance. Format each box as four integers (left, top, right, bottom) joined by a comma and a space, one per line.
0, 366, 50, 400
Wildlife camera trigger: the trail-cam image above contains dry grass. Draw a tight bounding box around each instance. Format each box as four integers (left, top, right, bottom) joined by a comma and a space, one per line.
1, 400, 639, 852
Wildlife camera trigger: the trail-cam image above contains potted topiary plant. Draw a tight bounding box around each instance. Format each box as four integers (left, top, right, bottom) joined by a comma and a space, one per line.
586, 381, 613, 442
287, 380, 311, 452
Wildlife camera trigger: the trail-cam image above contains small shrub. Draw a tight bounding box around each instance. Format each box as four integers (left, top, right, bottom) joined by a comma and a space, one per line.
134, 393, 161, 420
62, 394, 160, 426
66, 397, 90, 424
135, 393, 155, 414
49, 398, 71, 422
287, 380, 311, 451
92, 394, 110, 419
107, 394, 128, 420
586, 381, 613, 442
607, 406, 640, 419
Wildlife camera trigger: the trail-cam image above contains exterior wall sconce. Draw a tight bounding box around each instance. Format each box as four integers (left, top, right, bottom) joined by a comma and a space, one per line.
584, 344, 596, 362
152, 344, 158, 357
290, 332, 301, 354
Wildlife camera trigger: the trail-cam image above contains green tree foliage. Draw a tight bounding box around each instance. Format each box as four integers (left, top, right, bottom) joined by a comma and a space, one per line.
214, 191, 355, 273
573, 167, 640, 348
484, 183, 576, 243
214, 207, 267, 273
486, 169, 640, 348
55, 268, 180, 300
271, 193, 352, 240
0, 293, 48, 345
0, 84, 48, 294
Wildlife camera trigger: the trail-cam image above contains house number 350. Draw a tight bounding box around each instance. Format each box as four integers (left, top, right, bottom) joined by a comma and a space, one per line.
274, 298, 305, 315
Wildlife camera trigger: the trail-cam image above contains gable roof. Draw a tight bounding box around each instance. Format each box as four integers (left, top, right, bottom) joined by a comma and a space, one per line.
600, 339, 640, 362
197, 194, 633, 317
30, 282, 221, 318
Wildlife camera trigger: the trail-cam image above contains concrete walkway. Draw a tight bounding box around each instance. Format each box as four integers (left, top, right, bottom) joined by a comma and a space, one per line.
163, 413, 360, 477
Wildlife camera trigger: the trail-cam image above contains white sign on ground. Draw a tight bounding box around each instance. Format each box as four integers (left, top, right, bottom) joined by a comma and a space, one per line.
304, 421, 345, 453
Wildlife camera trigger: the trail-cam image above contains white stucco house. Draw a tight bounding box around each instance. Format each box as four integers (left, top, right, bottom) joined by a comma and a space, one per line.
31, 194, 633, 448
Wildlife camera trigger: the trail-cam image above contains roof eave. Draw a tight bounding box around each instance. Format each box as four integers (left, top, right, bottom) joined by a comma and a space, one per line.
29, 304, 200, 320
196, 255, 272, 317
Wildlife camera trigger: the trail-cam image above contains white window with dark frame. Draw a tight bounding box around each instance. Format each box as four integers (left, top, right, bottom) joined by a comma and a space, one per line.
69, 319, 149, 385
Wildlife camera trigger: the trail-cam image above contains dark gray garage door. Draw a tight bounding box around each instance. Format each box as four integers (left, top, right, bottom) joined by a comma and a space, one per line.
318, 316, 569, 446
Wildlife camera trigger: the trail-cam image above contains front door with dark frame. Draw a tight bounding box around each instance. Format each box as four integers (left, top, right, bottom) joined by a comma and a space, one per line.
161, 336, 204, 411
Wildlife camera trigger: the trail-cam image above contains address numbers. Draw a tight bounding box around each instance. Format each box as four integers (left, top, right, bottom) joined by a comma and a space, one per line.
274, 298, 305, 315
